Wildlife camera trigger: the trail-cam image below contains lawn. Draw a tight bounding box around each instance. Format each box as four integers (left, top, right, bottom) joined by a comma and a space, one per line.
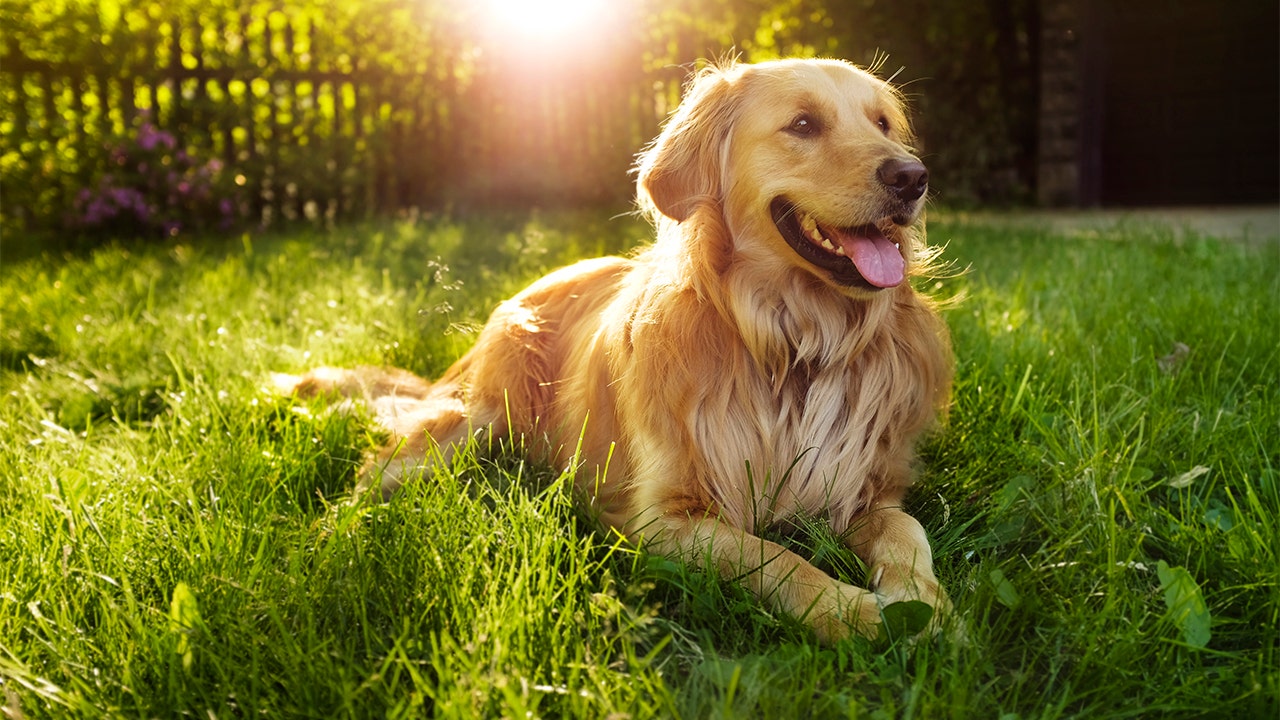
1, 212, 1276, 718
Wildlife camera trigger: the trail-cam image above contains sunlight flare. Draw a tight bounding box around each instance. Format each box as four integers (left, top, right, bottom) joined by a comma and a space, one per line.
478, 0, 610, 45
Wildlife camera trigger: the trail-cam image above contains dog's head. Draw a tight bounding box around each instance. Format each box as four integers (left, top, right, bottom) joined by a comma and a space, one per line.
637, 59, 927, 297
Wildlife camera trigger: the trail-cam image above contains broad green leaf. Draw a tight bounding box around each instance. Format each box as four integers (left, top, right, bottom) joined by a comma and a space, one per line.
1156, 562, 1211, 648
879, 600, 934, 641
1121, 466, 1154, 485
1202, 500, 1236, 531
169, 582, 202, 670
989, 568, 1021, 609
996, 475, 1035, 511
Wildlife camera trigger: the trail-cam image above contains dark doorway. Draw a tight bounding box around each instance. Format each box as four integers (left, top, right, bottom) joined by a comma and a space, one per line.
1099, 0, 1279, 205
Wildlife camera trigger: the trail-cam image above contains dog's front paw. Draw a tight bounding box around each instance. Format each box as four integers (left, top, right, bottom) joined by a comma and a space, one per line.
807, 582, 884, 644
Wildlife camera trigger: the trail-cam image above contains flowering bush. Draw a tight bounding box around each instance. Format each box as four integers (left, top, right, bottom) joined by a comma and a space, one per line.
70, 117, 245, 238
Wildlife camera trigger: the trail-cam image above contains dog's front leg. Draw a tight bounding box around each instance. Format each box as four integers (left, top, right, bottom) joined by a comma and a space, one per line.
644, 512, 883, 644
842, 504, 951, 633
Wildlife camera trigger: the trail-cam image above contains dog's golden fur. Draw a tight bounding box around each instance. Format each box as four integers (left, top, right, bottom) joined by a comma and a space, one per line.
280, 58, 953, 643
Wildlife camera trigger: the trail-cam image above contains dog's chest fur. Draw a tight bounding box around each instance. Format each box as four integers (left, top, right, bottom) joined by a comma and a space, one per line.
690, 289, 907, 531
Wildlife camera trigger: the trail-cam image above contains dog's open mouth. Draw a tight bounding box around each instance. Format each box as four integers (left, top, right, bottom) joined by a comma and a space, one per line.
770, 198, 905, 289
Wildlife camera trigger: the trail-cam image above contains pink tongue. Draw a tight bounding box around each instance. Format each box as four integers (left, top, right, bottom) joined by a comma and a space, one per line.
835, 227, 904, 288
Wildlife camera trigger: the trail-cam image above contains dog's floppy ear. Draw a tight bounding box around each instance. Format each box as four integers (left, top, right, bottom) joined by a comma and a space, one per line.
636, 65, 741, 222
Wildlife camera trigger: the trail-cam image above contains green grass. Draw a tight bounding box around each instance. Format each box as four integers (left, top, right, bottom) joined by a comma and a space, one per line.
1, 212, 1276, 718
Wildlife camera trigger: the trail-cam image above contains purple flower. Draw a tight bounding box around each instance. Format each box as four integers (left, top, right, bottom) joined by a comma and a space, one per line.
68, 117, 244, 235
137, 124, 160, 151
84, 198, 112, 224
137, 123, 176, 152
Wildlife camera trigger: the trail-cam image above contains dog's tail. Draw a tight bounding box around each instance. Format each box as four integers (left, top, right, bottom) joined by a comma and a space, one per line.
273, 365, 447, 445
275, 365, 475, 499
272, 365, 433, 404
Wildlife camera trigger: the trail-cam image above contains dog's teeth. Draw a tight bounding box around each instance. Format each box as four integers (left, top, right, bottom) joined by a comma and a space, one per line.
799, 213, 840, 251
834, 245, 846, 257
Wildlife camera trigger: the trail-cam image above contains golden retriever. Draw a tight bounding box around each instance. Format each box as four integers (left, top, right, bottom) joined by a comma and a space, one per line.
278, 58, 953, 643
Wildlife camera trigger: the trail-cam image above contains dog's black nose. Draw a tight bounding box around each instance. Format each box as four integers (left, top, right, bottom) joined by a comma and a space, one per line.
878, 158, 929, 202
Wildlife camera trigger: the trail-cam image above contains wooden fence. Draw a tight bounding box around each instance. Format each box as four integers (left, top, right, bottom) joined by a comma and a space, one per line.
1, 6, 687, 232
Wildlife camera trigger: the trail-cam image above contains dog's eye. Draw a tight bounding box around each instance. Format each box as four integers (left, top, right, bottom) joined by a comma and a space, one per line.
786, 114, 818, 137
876, 116, 891, 134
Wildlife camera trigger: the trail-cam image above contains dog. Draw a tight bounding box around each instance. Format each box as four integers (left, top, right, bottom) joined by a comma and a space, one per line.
277, 58, 953, 644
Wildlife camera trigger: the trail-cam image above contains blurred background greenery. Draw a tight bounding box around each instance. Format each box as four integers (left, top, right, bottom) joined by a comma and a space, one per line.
1, 0, 1276, 244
